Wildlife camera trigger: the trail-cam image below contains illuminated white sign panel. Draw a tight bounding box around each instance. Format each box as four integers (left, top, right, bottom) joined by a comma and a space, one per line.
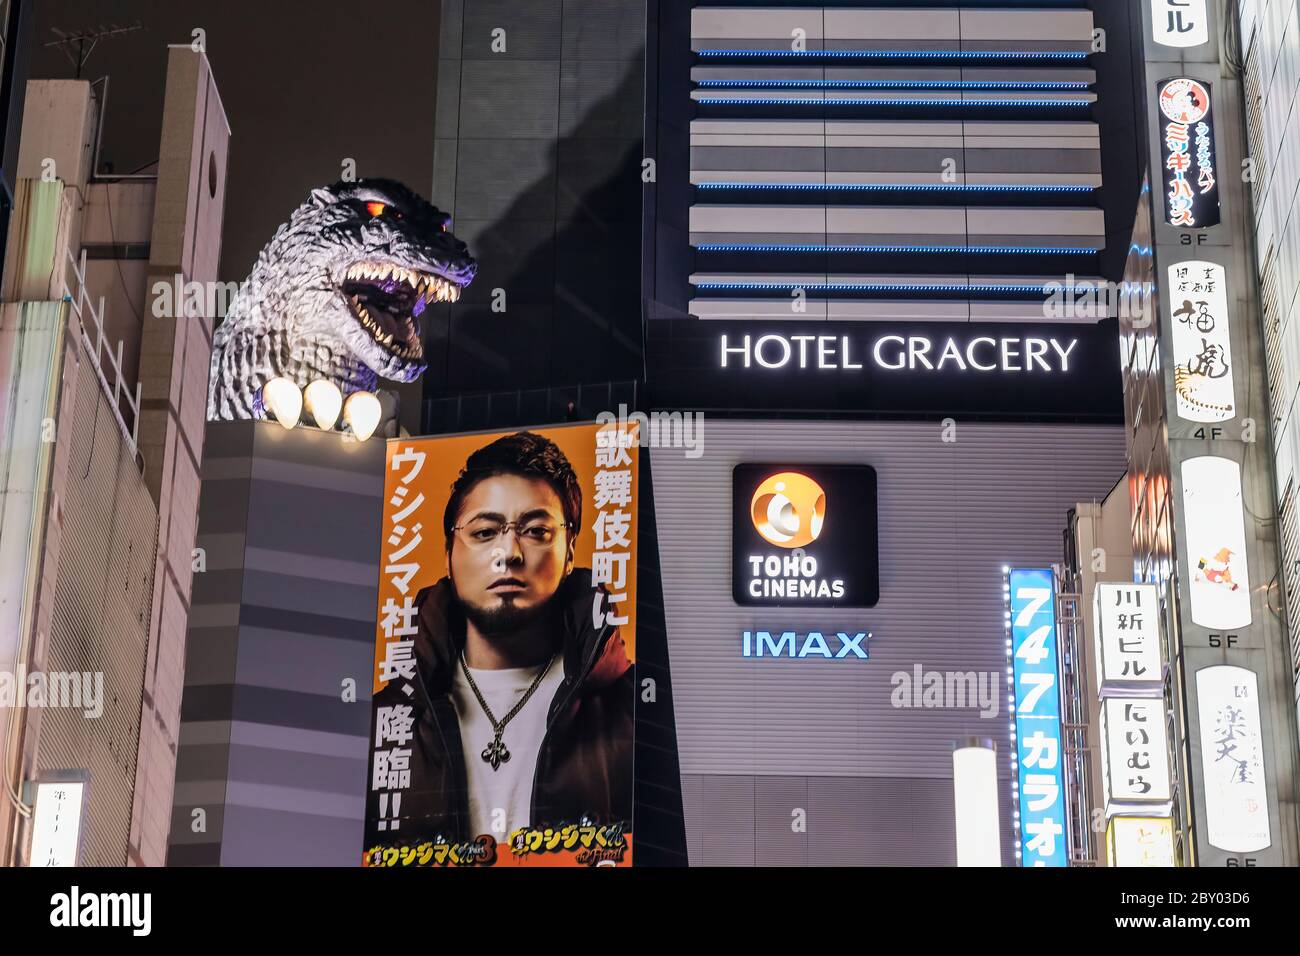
1181, 456, 1251, 630
1093, 583, 1164, 697
1108, 816, 1176, 867
29, 780, 86, 867
719, 334, 1079, 373
953, 744, 1002, 867
1168, 261, 1234, 422
1151, 0, 1209, 48
1196, 665, 1271, 853
1101, 698, 1173, 814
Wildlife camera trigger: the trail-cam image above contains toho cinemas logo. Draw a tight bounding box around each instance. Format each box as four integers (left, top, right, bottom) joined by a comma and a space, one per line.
733, 464, 879, 608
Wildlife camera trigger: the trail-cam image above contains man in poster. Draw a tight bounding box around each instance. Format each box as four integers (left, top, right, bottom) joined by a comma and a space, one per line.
365, 431, 634, 859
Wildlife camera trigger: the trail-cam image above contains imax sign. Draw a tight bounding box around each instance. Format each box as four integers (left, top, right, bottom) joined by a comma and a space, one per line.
740, 630, 870, 660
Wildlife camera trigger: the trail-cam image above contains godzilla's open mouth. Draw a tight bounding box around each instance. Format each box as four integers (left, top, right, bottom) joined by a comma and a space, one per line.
340, 261, 463, 360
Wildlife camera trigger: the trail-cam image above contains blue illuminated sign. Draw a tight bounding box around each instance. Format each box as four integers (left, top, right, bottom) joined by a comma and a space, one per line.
1008, 568, 1068, 867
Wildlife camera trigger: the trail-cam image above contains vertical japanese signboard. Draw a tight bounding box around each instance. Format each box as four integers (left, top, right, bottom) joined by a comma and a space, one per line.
1009, 568, 1067, 867
1092, 583, 1175, 862
1150, 0, 1209, 48
1195, 666, 1271, 853
1157, 77, 1221, 229
363, 422, 638, 867
1108, 816, 1177, 867
1094, 583, 1164, 696
1101, 698, 1173, 811
28, 778, 86, 867
1168, 261, 1235, 422
1181, 456, 1252, 631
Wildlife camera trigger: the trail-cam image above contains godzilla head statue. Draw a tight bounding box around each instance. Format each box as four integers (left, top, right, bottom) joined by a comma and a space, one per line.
207, 178, 476, 422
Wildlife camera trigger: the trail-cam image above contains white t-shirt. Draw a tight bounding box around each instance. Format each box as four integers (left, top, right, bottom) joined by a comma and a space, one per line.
450, 655, 565, 841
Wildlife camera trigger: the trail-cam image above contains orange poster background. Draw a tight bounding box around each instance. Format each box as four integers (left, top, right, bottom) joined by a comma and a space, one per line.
373, 420, 639, 692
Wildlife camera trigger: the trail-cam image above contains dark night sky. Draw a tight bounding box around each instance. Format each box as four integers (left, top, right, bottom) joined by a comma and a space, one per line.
31, 0, 439, 283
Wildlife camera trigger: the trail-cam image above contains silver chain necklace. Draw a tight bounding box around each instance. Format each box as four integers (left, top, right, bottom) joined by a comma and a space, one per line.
459, 650, 556, 771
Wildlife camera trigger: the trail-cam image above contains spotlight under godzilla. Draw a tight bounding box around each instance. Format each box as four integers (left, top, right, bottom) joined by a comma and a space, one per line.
206, 178, 477, 422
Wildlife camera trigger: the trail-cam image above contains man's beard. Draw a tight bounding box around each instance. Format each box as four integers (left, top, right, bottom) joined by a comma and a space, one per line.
453, 588, 557, 639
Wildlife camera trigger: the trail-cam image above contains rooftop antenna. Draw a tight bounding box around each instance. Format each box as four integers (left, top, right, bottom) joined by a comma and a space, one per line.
46, 22, 143, 79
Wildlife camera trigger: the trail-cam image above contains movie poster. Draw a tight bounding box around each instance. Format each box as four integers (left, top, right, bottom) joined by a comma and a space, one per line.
363, 422, 637, 867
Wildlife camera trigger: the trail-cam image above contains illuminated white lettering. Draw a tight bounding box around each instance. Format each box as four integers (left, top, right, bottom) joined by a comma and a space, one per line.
908, 337, 934, 370
792, 334, 815, 368
755, 335, 791, 369
1050, 338, 1078, 372
1025, 337, 1051, 371
874, 335, 906, 370
842, 335, 863, 369
720, 335, 750, 368
1000, 338, 1021, 372
817, 336, 836, 369
966, 337, 997, 371
936, 338, 967, 371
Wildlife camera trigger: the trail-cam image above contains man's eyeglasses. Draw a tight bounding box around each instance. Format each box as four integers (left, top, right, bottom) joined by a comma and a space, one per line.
451, 518, 569, 549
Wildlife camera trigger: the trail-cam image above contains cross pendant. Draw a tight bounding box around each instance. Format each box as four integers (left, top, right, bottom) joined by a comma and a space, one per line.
481, 733, 510, 771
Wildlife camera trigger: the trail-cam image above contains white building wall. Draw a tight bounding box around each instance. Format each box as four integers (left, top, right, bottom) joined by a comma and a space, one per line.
1240, 0, 1300, 701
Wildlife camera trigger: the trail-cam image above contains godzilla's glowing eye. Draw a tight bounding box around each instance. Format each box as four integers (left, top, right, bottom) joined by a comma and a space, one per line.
365, 202, 386, 218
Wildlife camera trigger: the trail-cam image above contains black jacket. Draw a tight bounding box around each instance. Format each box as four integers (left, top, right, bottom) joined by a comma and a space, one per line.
364, 569, 634, 848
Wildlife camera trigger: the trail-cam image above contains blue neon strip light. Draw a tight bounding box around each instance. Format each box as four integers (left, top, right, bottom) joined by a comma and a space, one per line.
694, 243, 1097, 255
693, 183, 1096, 193
697, 79, 1091, 90
693, 281, 1058, 293
696, 96, 1091, 106
696, 49, 1090, 60
1008, 568, 1068, 868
